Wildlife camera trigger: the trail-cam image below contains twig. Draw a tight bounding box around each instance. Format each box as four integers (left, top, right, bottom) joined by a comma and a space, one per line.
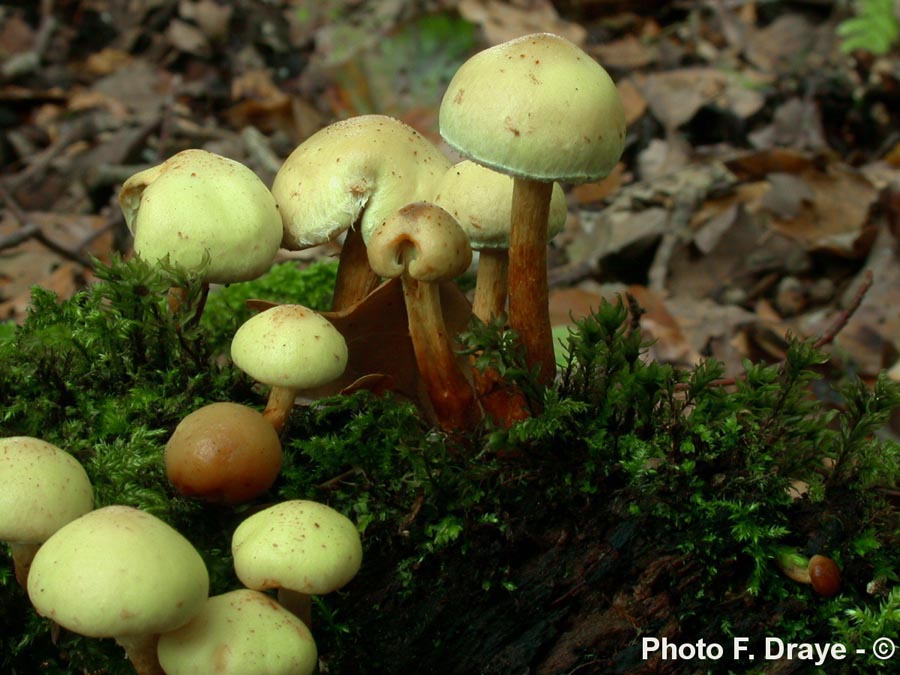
813, 269, 873, 350
703, 270, 875, 389
0, 183, 94, 267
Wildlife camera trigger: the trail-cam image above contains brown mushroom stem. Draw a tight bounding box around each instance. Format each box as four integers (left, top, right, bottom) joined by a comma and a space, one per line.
277, 588, 313, 628
472, 250, 509, 323
10, 542, 40, 588
115, 634, 166, 675
403, 272, 480, 432
331, 225, 381, 311
262, 386, 298, 434
468, 248, 532, 427
507, 178, 555, 386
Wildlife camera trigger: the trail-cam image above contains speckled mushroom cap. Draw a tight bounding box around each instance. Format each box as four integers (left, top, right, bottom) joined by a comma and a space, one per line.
439, 33, 626, 183
232, 500, 362, 596
0, 437, 93, 544
27, 505, 209, 638
157, 589, 318, 675
230, 305, 348, 390
271, 115, 452, 249
119, 149, 282, 285
431, 160, 568, 250
367, 202, 472, 282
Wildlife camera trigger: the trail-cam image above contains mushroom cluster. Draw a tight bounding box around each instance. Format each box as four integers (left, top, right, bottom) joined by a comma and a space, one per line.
3, 32, 629, 672
5, 437, 362, 675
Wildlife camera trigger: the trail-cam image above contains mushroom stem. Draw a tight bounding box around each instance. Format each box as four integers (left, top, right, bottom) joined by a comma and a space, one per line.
115, 633, 166, 675
331, 225, 381, 311
507, 178, 555, 386
403, 272, 480, 432
10, 542, 40, 588
262, 386, 298, 434
471, 250, 508, 323
277, 587, 313, 628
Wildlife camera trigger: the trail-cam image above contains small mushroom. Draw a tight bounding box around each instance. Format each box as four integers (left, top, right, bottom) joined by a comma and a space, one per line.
231, 500, 362, 628
230, 304, 349, 434
165, 402, 283, 504
367, 202, 481, 432
774, 546, 842, 597
272, 115, 452, 310
157, 589, 318, 675
27, 505, 210, 675
439, 33, 626, 385
0, 436, 93, 587
119, 149, 283, 315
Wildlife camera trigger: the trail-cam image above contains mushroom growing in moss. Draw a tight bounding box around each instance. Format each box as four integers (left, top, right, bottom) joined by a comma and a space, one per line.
231, 499, 363, 628
0, 436, 93, 587
272, 115, 452, 310
119, 148, 283, 315
367, 201, 481, 432
27, 505, 210, 675
439, 33, 626, 384
157, 589, 318, 675
775, 546, 842, 597
230, 304, 349, 434
165, 402, 282, 504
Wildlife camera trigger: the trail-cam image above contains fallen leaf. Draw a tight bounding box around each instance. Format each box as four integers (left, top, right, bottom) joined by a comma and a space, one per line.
458, 0, 586, 46
635, 67, 767, 130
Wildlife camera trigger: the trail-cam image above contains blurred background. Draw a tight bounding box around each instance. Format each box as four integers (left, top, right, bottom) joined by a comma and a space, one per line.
1, 0, 898, 403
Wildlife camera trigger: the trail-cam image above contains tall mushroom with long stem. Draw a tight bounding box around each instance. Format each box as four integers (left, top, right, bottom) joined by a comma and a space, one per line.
432, 161, 568, 426
439, 33, 626, 385
119, 149, 283, 317
272, 115, 452, 311
367, 202, 481, 432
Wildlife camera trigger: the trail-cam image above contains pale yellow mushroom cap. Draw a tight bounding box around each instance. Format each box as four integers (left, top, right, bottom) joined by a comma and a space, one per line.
271, 115, 452, 249
230, 305, 348, 390
157, 589, 318, 675
439, 33, 626, 183
0, 436, 93, 544
27, 505, 209, 638
367, 202, 472, 282
232, 500, 362, 596
119, 149, 282, 284
432, 160, 568, 249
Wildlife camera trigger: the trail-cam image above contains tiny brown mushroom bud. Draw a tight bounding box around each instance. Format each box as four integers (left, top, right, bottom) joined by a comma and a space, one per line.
165, 402, 282, 504
808, 554, 841, 598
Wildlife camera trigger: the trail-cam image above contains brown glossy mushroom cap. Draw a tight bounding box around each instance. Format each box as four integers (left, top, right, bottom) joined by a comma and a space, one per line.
272, 115, 452, 249
439, 33, 626, 183
808, 554, 841, 597
165, 402, 282, 504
